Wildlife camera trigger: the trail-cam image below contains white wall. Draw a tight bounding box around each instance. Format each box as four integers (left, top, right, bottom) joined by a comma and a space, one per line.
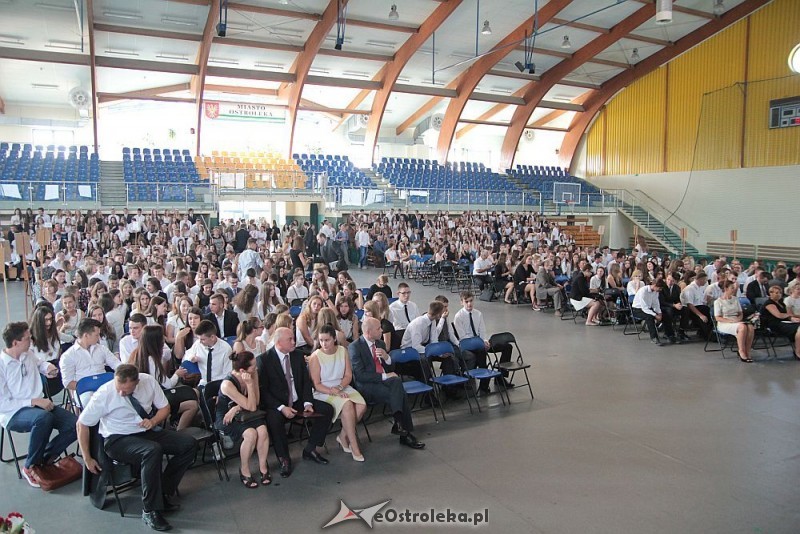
0, 103, 93, 146
583, 165, 800, 250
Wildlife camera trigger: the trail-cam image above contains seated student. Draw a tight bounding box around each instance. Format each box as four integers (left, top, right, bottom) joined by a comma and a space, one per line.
680, 270, 713, 340
472, 249, 494, 291
183, 319, 233, 387
203, 293, 239, 339
570, 263, 603, 326
120, 314, 172, 364
714, 279, 756, 363
659, 272, 687, 343
216, 351, 271, 489
452, 291, 514, 392
0, 322, 78, 488
285, 272, 309, 303
535, 260, 566, 315
400, 301, 445, 355
784, 283, 800, 317
389, 282, 419, 348
131, 325, 198, 431
349, 318, 424, 450
77, 364, 197, 532
60, 318, 121, 406
746, 270, 771, 307
631, 278, 669, 346
760, 285, 800, 359
256, 327, 334, 478
367, 274, 392, 301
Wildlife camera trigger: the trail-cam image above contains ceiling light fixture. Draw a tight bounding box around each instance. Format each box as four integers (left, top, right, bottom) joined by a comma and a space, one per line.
254, 61, 285, 69
655, 0, 672, 24
388, 5, 399, 21
31, 83, 60, 89
515, 61, 535, 75
105, 48, 139, 56
0, 36, 25, 46
161, 17, 197, 27
103, 11, 142, 20
45, 41, 82, 51
309, 67, 329, 75
713, 0, 725, 16
278, 0, 289, 5
561, 35, 571, 49
156, 53, 189, 61
343, 70, 370, 78
481, 21, 492, 35
34, 3, 74, 11
209, 57, 238, 65
631, 48, 641, 62
365, 39, 397, 49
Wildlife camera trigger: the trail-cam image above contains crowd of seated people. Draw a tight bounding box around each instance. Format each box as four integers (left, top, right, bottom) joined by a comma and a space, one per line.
2, 205, 799, 530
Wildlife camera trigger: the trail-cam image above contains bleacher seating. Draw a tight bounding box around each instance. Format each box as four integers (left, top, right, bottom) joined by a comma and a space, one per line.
0, 142, 99, 202
507, 164, 601, 203
375, 157, 523, 205
293, 153, 374, 189
123, 147, 199, 202
198, 150, 309, 190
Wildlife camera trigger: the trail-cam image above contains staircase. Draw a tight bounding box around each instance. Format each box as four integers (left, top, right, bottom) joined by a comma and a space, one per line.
618, 203, 700, 256
99, 161, 127, 207
361, 168, 405, 209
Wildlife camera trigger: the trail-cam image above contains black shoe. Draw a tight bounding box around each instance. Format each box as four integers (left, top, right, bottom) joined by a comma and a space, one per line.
651, 338, 663, 346
278, 457, 292, 478
142, 511, 172, 532
391, 422, 409, 437
399, 433, 425, 450
679, 332, 690, 341
302, 449, 329, 465
162, 494, 181, 513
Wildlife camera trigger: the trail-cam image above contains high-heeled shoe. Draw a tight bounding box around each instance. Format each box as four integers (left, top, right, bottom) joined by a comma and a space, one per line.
239, 470, 258, 489
351, 451, 365, 462
336, 435, 351, 453
739, 355, 754, 363
259, 469, 272, 486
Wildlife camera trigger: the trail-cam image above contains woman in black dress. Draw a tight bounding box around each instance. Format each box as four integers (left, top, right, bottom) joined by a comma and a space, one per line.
290, 236, 308, 272
761, 285, 800, 359
215, 351, 271, 488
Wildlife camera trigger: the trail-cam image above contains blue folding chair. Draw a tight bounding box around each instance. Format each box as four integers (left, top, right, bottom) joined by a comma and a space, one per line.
289, 305, 302, 319
355, 309, 365, 321
180, 360, 201, 375
459, 337, 508, 405
390, 348, 439, 422
224, 336, 236, 347
76, 372, 115, 408
424, 342, 476, 418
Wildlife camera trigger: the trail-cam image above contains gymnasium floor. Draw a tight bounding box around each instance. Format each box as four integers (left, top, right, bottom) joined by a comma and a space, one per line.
1, 270, 798, 534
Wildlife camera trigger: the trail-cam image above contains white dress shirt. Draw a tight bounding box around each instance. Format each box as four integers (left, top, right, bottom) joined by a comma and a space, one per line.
0, 351, 53, 426
401, 314, 439, 353
237, 248, 263, 280
184, 338, 232, 386
452, 308, 487, 341
473, 257, 493, 277
681, 282, 708, 306
78, 373, 168, 438
631, 286, 662, 316
390, 299, 419, 330
60, 342, 120, 388
119, 335, 172, 365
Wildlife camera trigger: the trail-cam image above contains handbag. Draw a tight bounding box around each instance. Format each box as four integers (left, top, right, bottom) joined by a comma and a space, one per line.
233, 408, 267, 424
36, 454, 83, 492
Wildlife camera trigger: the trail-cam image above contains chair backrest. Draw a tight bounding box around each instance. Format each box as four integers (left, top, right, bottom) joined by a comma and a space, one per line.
459, 336, 485, 353
424, 341, 454, 359
180, 360, 201, 375
199, 380, 223, 428
388, 297, 399, 304
390, 347, 421, 364
289, 305, 302, 318
76, 372, 114, 398
224, 336, 236, 346
355, 309, 365, 321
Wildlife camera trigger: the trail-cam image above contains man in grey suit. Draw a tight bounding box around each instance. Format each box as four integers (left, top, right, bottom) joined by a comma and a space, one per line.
348, 318, 425, 450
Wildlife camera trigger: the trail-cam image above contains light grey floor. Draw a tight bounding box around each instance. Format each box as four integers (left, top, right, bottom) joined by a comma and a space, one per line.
1, 271, 799, 534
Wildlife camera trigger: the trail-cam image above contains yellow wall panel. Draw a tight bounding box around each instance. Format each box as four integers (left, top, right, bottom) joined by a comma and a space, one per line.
586, 109, 605, 177
604, 67, 666, 175
743, 0, 800, 167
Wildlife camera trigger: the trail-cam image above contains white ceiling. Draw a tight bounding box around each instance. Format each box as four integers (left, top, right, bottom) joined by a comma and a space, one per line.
0, 0, 751, 133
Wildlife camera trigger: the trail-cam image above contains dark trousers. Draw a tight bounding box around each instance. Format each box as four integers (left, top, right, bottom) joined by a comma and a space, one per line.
684, 305, 712, 340
632, 308, 659, 340
355, 378, 413, 432
7, 406, 77, 468
491, 343, 513, 377
660, 306, 678, 339
265, 400, 333, 460
104, 429, 197, 513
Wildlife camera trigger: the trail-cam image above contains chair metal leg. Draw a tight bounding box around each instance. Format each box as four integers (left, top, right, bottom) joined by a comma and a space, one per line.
1, 427, 25, 479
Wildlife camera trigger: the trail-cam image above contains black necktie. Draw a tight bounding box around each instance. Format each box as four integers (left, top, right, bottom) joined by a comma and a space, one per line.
469, 312, 477, 337
404, 304, 410, 323
206, 347, 213, 383
128, 394, 161, 432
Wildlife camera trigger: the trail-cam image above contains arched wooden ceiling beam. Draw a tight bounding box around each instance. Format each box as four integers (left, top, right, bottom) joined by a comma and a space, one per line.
362, 0, 465, 165
434, 0, 572, 163
559, 0, 771, 170
280, 0, 345, 159
193, 0, 220, 155
498, 3, 654, 170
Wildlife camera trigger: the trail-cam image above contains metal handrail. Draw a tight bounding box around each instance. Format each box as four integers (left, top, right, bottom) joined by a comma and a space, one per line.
124, 181, 201, 207
0, 180, 99, 205
633, 189, 699, 235
603, 189, 700, 244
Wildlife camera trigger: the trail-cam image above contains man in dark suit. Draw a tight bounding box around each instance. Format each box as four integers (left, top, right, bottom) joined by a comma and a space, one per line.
256, 327, 333, 477
349, 317, 425, 450
745, 271, 770, 307
234, 222, 250, 253
659, 271, 686, 343
202, 293, 239, 339
317, 232, 344, 273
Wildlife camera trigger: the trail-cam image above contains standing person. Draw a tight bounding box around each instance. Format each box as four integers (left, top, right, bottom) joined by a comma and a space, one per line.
355, 224, 371, 270
0, 322, 77, 488
255, 327, 334, 478
216, 351, 271, 488
77, 365, 197, 532
308, 325, 367, 462
349, 318, 424, 450
236, 238, 263, 282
